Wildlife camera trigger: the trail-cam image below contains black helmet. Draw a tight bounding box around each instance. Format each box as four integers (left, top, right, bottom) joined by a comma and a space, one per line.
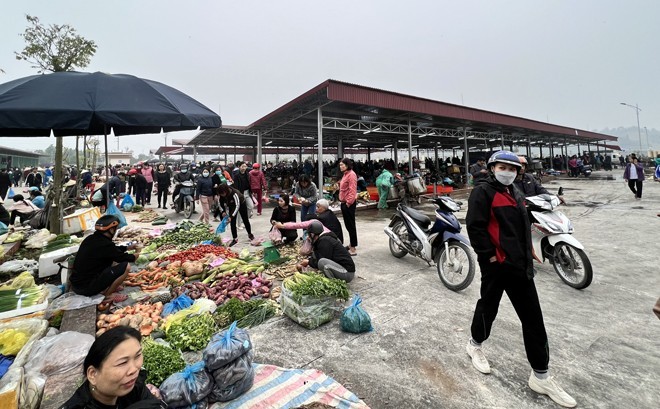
95, 215, 120, 231
308, 220, 324, 235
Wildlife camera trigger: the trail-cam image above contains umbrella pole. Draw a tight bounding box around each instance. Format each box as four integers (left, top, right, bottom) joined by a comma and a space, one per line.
104, 127, 110, 209
48, 136, 64, 234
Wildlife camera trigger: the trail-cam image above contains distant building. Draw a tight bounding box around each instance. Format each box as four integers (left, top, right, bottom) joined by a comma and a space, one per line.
0, 145, 41, 169
96, 151, 133, 166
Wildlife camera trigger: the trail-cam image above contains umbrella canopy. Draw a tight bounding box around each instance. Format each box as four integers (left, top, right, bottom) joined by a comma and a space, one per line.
0, 71, 221, 136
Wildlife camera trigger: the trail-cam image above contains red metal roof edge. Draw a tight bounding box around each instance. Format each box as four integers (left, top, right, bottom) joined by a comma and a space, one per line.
325, 80, 617, 142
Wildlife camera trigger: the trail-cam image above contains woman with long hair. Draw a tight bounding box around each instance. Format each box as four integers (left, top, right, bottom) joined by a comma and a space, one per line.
270, 193, 297, 243
217, 183, 254, 246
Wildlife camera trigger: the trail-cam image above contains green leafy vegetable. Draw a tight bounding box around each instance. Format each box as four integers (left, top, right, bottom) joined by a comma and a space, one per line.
166, 312, 217, 351
283, 273, 349, 302
142, 338, 186, 387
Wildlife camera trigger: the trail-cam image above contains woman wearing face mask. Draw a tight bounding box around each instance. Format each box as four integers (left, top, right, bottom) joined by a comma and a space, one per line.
61, 326, 166, 409
196, 167, 215, 224
464, 151, 576, 408
155, 164, 171, 209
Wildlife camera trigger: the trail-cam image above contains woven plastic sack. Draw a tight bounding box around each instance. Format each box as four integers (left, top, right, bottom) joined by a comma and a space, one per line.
160, 362, 213, 408
208, 365, 254, 403
340, 295, 373, 333
105, 201, 127, 228
24, 331, 94, 377
203, 322, 252, 372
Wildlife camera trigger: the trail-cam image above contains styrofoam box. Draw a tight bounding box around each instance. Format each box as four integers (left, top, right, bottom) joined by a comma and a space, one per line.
63, 207, 101, 234
38, 245, 79, 278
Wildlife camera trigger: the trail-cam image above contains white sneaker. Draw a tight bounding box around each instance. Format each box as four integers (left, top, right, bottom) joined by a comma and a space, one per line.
528, 371, 577, 408
466, 340, 491, 374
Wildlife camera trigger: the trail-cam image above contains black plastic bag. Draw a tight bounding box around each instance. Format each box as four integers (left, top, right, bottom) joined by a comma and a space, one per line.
208, 365, 255, 403
159, 362, 213, 407
203, 322, 252, 372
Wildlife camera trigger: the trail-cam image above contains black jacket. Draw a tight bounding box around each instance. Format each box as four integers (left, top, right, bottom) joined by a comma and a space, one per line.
60, 370, 166, 409
155, 170, 171, 189
134, 174, 147, 189
0, 204, 9, 225
196, 175, 214, 197
309, 232, 355, 273
466, 176, 533, 279
218, 186, 245, 218
233, 171, 250, 193
270, 205, 296, 224
26, 173, 42, 187
309, 211, 343, 244
108, 176, 123, 197
513, 173, 549, 197
71, 231, 137, 288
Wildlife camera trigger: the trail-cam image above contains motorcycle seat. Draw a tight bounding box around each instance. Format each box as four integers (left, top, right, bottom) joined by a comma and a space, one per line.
402, 206, 431, 229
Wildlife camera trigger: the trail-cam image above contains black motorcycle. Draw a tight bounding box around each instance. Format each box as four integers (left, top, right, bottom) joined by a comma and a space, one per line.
174, 180, 195, 219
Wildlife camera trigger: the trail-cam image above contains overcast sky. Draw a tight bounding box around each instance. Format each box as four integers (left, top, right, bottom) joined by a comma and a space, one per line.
1, 0, 658, 155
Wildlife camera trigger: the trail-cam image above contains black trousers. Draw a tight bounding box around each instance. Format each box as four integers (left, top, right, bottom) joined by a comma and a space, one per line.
157, 188, 169, 207
135, 186, 146, 206
627, 180, 643, 198
229, 203, 252, 239
10, 210, 34, 225
145, 182, 154, 203
340, 201, 358, 247
470, 263, 549, 371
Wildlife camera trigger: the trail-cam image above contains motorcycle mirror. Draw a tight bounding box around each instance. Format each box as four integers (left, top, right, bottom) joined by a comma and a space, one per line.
558, 187, 564, 196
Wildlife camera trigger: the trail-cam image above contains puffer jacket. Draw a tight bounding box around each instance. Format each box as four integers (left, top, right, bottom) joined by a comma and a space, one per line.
249, 169, 267, 190
466, 175, 533, 279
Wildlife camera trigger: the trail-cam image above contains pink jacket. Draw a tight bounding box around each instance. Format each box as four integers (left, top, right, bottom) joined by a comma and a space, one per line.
281, 220, 330, 234
249, 169, 267, 190
141, 167, 154, 183
339, 170, 357, 206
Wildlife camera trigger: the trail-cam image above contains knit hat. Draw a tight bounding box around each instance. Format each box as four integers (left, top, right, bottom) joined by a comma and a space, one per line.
316, 199, 330, 209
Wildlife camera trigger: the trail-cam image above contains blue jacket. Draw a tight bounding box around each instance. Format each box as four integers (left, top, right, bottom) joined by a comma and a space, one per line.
196, 175, 214, 197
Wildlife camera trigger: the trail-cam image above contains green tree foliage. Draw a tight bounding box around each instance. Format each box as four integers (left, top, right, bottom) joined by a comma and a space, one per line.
14, 15, 97, 73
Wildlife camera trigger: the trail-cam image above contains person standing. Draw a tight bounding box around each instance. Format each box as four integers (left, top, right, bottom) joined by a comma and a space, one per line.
25, 168, 42, 188
141, 163, 155, 206
623, 154, 644, 200
132, 169, 147, 206
465, 150, 576, 408
217, 183, 254, 247
293, 174, 318, 221
233, 162, 252, 216
249, 163, 267, 216
469, 157, 489, 183
155, 164, 171, 209
195, 168, 214, 224
339, 158, 358, 256
375, 168, 393, 209
0, 169, 11, 200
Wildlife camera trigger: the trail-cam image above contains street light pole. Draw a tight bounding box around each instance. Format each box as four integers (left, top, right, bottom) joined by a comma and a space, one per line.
620, 102, 642, 152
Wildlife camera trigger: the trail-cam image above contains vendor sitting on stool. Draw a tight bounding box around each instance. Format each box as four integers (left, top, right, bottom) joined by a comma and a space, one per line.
296, 221, 355, 282
70, 215, 140, 298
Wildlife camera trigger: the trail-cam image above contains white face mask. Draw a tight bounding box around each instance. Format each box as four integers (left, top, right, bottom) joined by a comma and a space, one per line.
202, 172, 209, 177
494, 170, 517, 186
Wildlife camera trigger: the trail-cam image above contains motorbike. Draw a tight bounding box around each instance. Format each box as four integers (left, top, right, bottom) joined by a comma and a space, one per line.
384, 196, 475, 291
174, 180, 195, 219
526, 187, 593, 289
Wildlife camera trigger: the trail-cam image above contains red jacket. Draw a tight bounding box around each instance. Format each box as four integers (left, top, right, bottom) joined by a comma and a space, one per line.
249, 169, 267, 190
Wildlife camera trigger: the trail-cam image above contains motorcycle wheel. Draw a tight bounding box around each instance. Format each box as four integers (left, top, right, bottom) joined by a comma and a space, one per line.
435, 241, 475, 292
183, 198, 195, 219
551, 243, 593, 289
388, 221, 408, 258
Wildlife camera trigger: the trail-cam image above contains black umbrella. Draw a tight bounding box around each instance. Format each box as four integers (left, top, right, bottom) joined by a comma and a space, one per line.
0, 71, 221, 231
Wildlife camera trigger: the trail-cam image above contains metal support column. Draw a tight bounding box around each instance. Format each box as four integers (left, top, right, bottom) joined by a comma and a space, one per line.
337, 137, 344, 159
393, 140, 399, 172
407, 119, 413, 175
367, 147, 371, 162
434, 142, 439, 171
298, 147, 303, 164
564, 137, 569, 170
463, 127, 469, 184
501, 132, 505, 150
317, 108, 323, 197
193, 145, 198, 163
526, 136, 531, 158
256, 131, 263, 165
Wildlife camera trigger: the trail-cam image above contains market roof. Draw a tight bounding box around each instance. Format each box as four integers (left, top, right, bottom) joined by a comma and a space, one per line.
152, 145, 380, 156
0, 145, 42, 158
190, 79, 617, 150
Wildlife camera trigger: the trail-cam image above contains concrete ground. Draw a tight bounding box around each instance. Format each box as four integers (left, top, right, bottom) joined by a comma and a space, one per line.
159, 171, 659, 409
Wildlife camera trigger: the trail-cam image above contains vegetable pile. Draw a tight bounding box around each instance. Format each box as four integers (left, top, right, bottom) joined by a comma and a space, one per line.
283, 273, 349, 302
166, 245, 237, 264
152, 221, 215, 248
0, 287, 45, 313
96, 302, 163, 336
0, 328, 30, 355
124, 267, 185, 291
213, 298, 279, 329
166, 312, 217, 351
141, 338, 186, 387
